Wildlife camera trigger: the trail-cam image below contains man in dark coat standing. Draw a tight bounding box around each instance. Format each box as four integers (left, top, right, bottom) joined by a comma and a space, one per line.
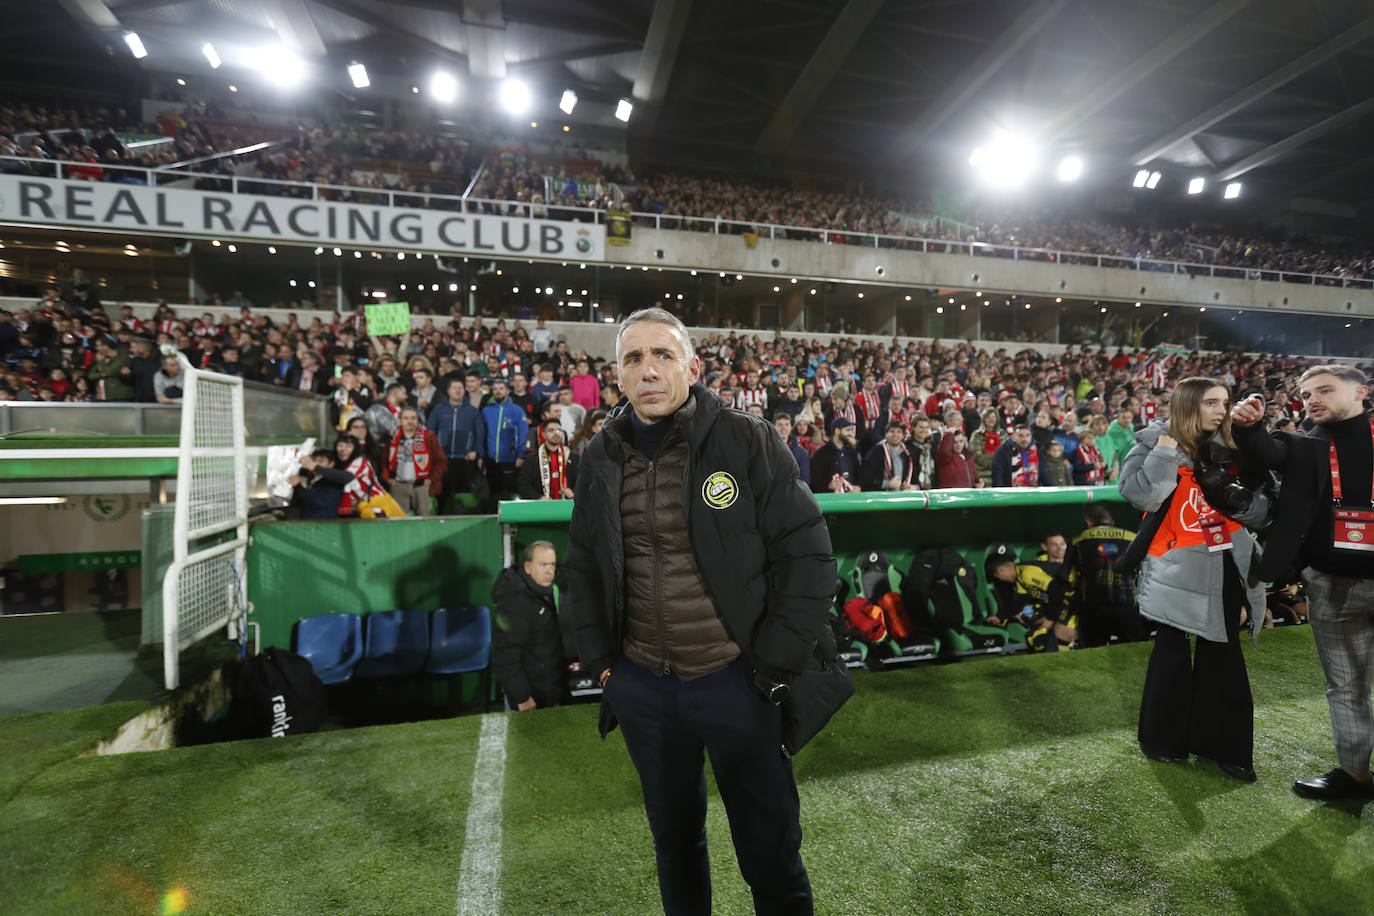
564, 307, 837, 915
1232, 365, 1374, 800
490, 540, 567, 710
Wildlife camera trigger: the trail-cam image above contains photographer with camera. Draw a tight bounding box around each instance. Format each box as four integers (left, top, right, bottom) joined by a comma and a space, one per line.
1117, 377, 1272, 782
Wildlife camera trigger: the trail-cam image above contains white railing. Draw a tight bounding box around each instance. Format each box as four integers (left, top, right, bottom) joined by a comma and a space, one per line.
2, 153, 1371, 290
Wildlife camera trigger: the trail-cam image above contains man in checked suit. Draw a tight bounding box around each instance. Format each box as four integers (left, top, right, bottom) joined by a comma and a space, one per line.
1231, 365, 1374, 800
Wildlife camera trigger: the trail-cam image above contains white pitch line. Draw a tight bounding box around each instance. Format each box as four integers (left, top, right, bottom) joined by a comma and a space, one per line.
456, 714, 509, 916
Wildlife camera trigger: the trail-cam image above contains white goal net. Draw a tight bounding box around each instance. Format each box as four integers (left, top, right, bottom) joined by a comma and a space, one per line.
162, 355, 250, 689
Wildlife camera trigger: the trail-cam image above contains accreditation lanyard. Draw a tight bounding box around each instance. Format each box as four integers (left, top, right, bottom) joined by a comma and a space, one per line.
1329, 421, 1374, 552
1194, 492, 1233, 553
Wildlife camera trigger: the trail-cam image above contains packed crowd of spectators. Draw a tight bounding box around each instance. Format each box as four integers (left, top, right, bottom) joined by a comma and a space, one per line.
0, 99, 279, 183
627, 175, 1374, 285
7, 94, 1370, 285
4, 271, 1363, 496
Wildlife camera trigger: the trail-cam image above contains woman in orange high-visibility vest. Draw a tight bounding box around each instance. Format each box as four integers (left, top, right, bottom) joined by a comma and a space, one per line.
1118, 377, 1272, 782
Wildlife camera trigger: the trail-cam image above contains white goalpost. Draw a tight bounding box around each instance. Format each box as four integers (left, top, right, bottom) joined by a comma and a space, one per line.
162, 355, 251, 690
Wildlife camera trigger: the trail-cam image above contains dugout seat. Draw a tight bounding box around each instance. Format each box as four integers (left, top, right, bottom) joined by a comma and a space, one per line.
427, 606, 492, 675
293, 613, 365, 685
903, 547, 1018, 656
356, 609, 430, 678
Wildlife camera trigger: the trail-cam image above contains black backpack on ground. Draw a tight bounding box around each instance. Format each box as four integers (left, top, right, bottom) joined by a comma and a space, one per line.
228, 648, 326, 739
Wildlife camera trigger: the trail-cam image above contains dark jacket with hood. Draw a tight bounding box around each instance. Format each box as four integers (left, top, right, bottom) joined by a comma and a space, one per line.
490, 566, 567, 708
563, 383, 836, 735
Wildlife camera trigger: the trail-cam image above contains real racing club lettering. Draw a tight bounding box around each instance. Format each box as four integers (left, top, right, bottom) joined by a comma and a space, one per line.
1, 174, 605, 261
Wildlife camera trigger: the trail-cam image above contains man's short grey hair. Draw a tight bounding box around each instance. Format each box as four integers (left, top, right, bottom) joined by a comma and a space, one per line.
522, 539, 556, 563
1298, 364, 1369, 389
616, 307, 695, 362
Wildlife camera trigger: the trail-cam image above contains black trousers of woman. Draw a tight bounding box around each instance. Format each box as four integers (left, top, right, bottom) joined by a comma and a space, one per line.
1138, 554, 1253, 768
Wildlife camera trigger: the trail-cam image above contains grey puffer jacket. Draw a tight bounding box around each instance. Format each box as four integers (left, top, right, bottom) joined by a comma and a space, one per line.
1117, 420, 1268, 645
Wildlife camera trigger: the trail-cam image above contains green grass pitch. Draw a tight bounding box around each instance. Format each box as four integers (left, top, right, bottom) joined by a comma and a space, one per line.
3, 626, 1373, 915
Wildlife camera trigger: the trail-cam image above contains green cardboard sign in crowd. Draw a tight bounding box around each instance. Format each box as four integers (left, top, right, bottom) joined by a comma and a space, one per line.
365, 301, 412, 336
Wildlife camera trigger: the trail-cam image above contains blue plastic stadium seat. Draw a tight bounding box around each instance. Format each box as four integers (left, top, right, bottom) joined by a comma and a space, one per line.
293, 613, 365, 685
355, 609, 430, 678
427, 606, 492, 675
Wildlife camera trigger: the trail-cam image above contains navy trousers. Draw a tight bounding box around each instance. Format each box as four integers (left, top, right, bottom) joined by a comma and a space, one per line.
604, 657, 813, 916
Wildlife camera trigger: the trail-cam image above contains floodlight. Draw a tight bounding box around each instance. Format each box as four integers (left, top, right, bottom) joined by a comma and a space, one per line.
615, 99, 633, 122
124, 32, 148, 59
1132, 169, 1150, 188
176, 78, 186, 86
1225, 181, 1242, 199
499, 79, 531, 115
430, 72, 458, 103
202, 42, 221, 69
1187, 177, 1205, 195
1145, 171, 1162, 190
1056, 155, 1083, 182
967, 132, 1039, 189
560, 90, 578, 114
249, 47, 305, 88
348, 62, 370, 89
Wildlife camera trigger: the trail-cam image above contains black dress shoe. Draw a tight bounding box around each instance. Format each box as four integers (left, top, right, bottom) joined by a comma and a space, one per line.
1293, 768, 1374, 800
1217, 761, 1257, 783
1141, 746, 1187, 764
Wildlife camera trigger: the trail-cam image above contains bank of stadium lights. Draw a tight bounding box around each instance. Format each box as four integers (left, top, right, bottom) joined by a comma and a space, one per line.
560, 90, 578, 115
124, 32, 148, 60
499, 79, 532, 115
1056, 155, 1084, 183
348, 63, 370, 89
615, 99, 633, 123
1225, 182, 1242, 199
176, 78, 186, 87
247, 47, 305, 88
430, 72, 458, 104
202, 42, 221, 69
968, 132, 1038, 189
1188, 177, 1206, 195
1133, 169, 1163, 190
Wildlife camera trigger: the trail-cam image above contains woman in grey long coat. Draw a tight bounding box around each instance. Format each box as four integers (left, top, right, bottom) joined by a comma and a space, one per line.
1117, 377, 1270, 782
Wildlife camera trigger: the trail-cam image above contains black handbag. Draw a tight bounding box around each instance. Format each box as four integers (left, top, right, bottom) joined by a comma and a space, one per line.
780, 628, 855, 756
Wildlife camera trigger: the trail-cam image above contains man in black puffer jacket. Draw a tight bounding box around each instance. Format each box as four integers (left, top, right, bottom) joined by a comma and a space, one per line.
490, 540, 567, 710
564, 307, 836, 916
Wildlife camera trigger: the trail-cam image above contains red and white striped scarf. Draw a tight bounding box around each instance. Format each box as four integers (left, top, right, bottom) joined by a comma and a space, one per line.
387, 429, 433, 481
735, 387, 767, 411
831, 400, 856, 427
1077, 442, 1104, 484
881, 442, 913, 488
856, 388, 881, 422
539, 443, 570, 499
